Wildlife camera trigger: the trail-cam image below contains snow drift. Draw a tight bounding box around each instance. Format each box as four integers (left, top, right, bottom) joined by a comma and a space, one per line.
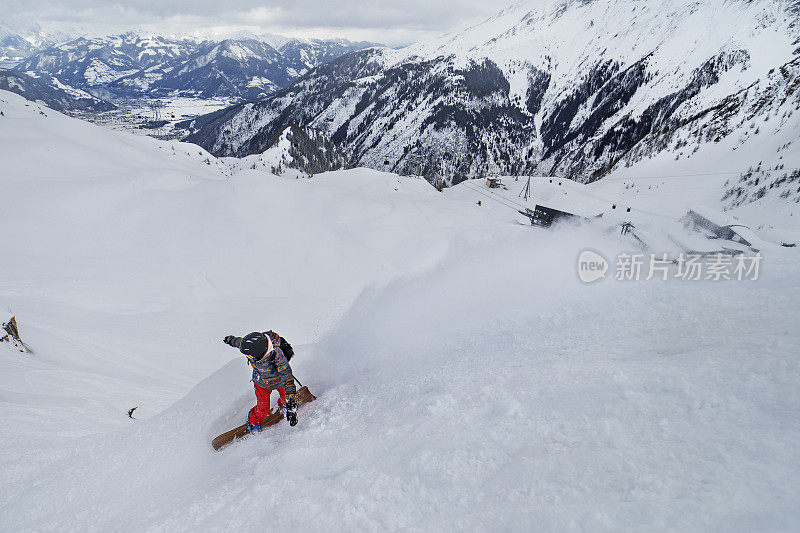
3, 224, 800, 531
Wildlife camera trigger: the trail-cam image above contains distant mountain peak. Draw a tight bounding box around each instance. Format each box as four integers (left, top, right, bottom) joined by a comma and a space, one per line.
7, 30, 383, 101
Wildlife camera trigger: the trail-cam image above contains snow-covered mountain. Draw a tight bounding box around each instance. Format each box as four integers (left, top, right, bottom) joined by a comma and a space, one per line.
145, 39, 292, 100
184, 29, 292, 51
0, 68, 115, 112
184, 0, 800, 192
2, 21, 83, 48
15, 34, 202, 94
0, 22, 80, 64
12, 32, 382, 101
279, 38, 385, 75
0, 27, 35, 64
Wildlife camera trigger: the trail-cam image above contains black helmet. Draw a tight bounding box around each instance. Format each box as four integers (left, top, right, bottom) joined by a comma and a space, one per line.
239, 332, 271, 360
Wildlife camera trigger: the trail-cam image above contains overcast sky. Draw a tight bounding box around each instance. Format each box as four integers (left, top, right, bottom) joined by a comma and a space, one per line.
1, 1, 505, 46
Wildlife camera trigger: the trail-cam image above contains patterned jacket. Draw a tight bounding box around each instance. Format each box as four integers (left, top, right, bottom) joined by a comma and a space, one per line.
234, 331, 296, 401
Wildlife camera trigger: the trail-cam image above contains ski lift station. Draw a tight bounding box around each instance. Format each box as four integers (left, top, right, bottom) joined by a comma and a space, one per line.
513, 178, 607, 227
449, 176, 774, 257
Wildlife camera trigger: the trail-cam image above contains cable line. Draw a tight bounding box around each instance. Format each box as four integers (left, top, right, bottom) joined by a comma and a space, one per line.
461, 182, 526, 212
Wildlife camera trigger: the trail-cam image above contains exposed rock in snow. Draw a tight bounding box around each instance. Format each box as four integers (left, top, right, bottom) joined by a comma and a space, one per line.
223, 124, 347, 178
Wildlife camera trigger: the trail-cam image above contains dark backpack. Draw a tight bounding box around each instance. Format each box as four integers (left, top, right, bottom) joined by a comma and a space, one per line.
278, 336, 294, 361
265, 330, 295, 361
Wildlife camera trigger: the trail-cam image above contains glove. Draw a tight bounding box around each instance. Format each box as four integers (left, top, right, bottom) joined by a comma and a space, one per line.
285, 399, 298, 427
223, 335, 238, 347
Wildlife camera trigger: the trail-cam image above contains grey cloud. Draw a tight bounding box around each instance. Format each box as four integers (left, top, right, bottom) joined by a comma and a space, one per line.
1, 0, 501, 45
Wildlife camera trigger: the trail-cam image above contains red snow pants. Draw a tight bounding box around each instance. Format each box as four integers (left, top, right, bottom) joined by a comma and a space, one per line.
248, 384, 287, 425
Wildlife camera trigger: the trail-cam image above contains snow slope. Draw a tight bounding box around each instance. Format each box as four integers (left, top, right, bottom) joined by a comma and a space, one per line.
0, 87, 493, 473
2, 89, 800, 530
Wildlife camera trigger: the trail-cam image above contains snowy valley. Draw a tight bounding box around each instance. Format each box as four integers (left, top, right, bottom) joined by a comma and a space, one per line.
1, 0, 800, 530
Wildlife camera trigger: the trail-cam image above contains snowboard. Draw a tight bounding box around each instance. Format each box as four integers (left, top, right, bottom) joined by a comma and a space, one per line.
211, 385, 317, 451
212, 411, 283, 451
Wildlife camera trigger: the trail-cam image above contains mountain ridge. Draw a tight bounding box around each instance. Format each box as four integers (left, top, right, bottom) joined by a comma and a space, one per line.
0, 68, 115, 112
7, 30, 383, 101
182, 0, 800, 190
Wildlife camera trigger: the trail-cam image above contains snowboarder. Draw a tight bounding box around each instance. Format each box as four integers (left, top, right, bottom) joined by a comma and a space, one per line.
223, 331, 298, 431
